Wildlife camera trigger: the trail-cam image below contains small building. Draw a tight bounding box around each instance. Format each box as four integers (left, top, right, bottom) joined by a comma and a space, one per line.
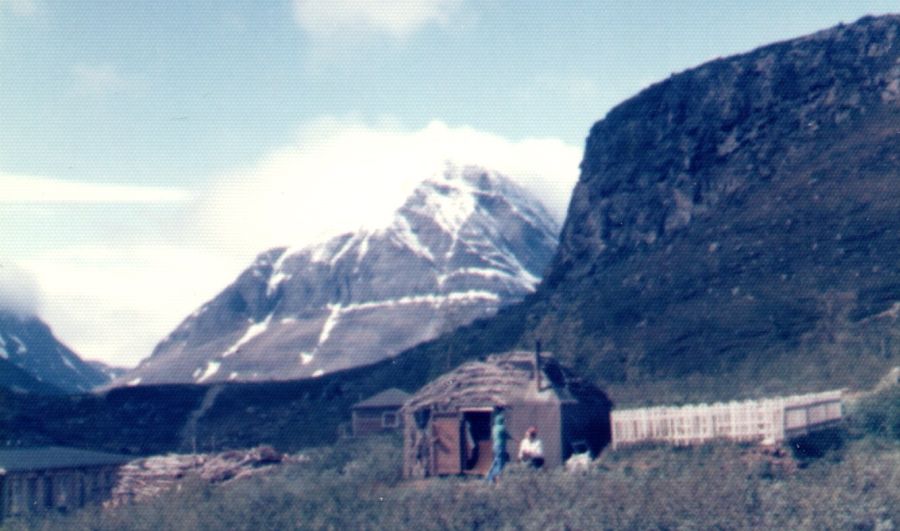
351, 388, 412, 437
401, 350, 612, 479
0, 446, 131, 522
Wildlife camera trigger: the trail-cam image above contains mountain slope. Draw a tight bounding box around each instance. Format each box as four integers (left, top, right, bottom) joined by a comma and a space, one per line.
307, 15, 900, 405
0, 358, 61, 394
0, 311, 109, 393
461, 14, 900, 401
118, 167, 558, 386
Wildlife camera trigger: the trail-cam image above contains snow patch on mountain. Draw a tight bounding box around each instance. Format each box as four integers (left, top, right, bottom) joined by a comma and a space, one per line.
223, 315, 273, 358
197, 361, 221, 383
11, 335, 27, 354
389, 214, 436, 262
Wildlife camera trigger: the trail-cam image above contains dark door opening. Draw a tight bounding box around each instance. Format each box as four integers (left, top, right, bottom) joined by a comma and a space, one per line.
462, 410, 493, 475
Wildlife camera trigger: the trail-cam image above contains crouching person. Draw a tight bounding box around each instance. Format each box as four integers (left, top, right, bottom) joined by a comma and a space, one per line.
518, 426, 544, 469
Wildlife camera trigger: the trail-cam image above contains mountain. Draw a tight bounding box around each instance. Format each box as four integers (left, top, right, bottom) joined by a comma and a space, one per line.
0, 310, 109, 393
442, 14, 900, 402
0, 358, 60, 394
87, 360, 129, 381
116, 167, 559, 386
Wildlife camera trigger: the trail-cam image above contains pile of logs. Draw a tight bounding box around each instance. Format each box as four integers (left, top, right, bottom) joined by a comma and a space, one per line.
108, 446, 305, 506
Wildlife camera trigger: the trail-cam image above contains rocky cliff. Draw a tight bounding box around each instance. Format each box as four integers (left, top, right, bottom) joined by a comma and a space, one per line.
524, 15, 900, 396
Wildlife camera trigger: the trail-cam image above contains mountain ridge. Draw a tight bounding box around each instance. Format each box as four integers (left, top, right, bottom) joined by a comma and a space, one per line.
115, 166, 558, 386
0, 310, 109, 393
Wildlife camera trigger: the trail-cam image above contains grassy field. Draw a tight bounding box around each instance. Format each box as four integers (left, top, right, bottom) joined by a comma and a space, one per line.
7, 385, 900, 531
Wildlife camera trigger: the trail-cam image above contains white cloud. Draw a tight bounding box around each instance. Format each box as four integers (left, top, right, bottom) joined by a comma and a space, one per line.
0, 261, 41, 318
0, 0, 38, 16
22, 245, 244, 367
198, 117, 581, 255
292, 0, 465, 40
0, 172, 191, 203
72, 63, 136, 96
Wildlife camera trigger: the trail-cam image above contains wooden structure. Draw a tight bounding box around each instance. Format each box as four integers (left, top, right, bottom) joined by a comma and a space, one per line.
351, 388, 411, 437
610, 390, 843, 449
0, 446, 131, 522
401, 350, 611, 479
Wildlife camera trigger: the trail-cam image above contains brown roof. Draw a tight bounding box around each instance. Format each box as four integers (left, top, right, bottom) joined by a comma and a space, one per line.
0, 446, 131, 474
352, 388, 412, 409
402, 351, 594, 413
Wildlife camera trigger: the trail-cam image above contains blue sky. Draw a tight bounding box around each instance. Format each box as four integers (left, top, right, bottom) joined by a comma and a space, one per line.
1, 0, 897, 367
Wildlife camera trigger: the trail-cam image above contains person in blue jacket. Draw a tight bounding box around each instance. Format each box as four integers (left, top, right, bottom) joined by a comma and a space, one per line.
485, 407, 510, 484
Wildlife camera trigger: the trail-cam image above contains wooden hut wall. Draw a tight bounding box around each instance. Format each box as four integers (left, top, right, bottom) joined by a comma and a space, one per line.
402, 408, 432, 479
402, 402, 568, 478
560, 401, 612, 458
0, 465, 119, 521
352, 406, 402, 437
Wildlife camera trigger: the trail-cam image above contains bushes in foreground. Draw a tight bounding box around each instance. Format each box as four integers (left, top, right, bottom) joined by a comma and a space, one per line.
9, 385, 900, 530
849, 385, 900, 440
9, 430, 900, 531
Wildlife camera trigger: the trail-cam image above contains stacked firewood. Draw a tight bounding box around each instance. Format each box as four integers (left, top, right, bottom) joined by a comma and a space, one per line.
107, 446, 304, 507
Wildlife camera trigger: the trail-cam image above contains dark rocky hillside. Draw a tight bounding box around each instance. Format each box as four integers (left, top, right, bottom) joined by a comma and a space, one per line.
0, 358, 60, 394
524, 14, 900, 398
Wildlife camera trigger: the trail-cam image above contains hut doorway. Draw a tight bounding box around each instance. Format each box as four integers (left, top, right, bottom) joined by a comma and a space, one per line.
429, 409, 494, 476
462, 409, 492, 475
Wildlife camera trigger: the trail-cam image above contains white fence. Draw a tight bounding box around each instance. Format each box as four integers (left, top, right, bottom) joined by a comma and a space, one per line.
610, 390, 843, 449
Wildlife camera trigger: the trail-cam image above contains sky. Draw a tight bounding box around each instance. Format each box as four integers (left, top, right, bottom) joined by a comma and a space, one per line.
1, 1, 897, 368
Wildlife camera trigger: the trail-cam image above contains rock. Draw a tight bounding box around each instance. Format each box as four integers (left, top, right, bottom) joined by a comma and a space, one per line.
523, 15, 900, 389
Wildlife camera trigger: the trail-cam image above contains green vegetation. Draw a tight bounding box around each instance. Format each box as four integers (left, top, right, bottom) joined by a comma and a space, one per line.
851, 385, 900, 441
9, 385, 900, 531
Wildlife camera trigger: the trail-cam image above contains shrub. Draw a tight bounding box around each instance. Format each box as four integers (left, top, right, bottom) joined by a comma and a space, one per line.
14, 432, 900, 530
849, 386, 900, 440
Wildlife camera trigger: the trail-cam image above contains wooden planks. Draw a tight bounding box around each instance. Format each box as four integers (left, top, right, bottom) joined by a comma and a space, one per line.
610, 390, 843, 449
431, 414, 462, 475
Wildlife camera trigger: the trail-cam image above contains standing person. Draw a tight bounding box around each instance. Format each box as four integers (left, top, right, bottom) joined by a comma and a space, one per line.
518, 426, 545, 468
485, 408, 510, 484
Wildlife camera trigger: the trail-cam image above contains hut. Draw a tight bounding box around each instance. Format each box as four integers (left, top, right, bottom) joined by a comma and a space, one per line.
351, 388, 412, 437
0, 446, 131, 522
401, 350, 612, 479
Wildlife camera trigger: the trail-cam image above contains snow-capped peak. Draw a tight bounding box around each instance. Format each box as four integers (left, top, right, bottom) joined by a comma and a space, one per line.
119, 166, 560, 386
